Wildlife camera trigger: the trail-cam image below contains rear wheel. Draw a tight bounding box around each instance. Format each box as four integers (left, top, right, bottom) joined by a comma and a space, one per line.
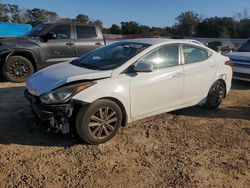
76, 99, 122, 144
2, 56, 34, 82
205, 80, 226, 109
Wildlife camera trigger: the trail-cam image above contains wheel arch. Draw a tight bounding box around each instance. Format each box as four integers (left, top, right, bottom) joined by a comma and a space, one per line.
4, 50, 38, 70
98, 97, 128, 127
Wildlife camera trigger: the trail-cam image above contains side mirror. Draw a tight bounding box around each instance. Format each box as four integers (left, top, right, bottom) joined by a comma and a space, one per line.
41, 32, 56, 41
134, 62, 153, 72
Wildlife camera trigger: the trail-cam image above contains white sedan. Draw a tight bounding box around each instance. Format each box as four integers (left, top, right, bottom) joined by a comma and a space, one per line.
25, 38, 233, 144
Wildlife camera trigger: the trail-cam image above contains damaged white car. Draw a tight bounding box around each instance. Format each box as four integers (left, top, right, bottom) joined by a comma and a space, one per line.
25, 38, 233, 144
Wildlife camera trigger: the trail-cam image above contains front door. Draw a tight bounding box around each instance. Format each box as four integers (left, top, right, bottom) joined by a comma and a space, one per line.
129, 44, 184, 119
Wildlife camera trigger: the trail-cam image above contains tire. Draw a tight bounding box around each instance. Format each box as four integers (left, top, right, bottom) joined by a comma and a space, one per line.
76, 99, 122, 144
205, 80, 226, 110
2, 56, 34, 82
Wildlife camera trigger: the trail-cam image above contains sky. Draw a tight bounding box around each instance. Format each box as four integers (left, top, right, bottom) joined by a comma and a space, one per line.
1, 0, 250, 27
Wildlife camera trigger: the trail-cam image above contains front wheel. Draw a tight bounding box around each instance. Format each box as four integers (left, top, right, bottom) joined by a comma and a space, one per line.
205, 80, 226, 109
76, 99, 122, 144
2, 56, 34, 82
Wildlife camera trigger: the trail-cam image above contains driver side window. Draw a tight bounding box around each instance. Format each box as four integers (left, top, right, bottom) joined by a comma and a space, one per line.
138, 44, 179, 69
48, 25, 71, 39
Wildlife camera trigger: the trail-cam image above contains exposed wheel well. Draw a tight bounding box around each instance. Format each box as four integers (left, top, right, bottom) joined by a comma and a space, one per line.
5, 51, 37, 70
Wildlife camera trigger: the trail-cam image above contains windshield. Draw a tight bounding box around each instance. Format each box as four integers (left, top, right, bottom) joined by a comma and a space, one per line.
71, 42, 150, 70
238, 40, 250, 52
23, 24, 50, 37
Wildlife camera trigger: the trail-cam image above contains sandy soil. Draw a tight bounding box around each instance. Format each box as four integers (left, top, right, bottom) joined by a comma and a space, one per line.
0, 80, 249, 188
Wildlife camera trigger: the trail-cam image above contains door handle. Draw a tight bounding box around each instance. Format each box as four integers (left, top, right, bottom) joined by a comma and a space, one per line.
66, 42, 74, 46
95, 42, 102, 46
172, 73, 183, 78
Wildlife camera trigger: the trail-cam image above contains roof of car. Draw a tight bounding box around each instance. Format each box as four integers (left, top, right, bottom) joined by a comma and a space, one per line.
123, 38, 204, 46
124, 38, 172, 45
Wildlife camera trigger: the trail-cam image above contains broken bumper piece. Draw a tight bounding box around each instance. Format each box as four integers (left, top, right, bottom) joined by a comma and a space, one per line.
24, 89, 73, 134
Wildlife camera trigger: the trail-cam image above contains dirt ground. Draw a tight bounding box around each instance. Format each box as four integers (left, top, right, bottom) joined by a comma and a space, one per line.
0, 79, 249, 188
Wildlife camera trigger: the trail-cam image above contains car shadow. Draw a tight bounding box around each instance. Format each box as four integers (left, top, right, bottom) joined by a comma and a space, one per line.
0, 86, 82, 147
171, 105, 250, 121
231, 80, 250, 90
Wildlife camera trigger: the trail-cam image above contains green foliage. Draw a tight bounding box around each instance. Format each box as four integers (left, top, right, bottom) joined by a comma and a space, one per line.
0, 3, 9, 22
175, 11, 201, 36
74, 14, 89, 23
121, 21, 141, 34
110, 24, 121, 34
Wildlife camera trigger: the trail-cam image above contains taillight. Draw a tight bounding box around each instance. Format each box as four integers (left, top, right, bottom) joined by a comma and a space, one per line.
225, 60, 234, 67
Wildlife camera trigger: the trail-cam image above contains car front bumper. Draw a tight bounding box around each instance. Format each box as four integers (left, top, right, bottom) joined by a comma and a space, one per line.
24, 89, 74, 133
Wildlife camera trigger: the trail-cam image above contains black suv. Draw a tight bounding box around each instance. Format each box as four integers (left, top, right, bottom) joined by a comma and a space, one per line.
0, 22, 105, 82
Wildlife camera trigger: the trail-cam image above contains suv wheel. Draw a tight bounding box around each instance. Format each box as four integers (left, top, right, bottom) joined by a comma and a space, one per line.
76, 99, 122, 144
2, 56, 34, 82
205, 80, 226, 109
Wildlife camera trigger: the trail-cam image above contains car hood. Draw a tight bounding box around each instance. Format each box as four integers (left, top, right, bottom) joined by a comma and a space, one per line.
227, 51, 250, 61
26, 62, 112, 96
0, 36, 40, 48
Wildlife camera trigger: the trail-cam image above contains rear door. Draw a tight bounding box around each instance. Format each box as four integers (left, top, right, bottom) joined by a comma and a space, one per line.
73, 24, 104, 57
45, 23, 75, 65
181, 44, 216, 104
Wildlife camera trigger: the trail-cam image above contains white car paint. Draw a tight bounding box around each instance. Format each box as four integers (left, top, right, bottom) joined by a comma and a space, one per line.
26, 38, 232, 123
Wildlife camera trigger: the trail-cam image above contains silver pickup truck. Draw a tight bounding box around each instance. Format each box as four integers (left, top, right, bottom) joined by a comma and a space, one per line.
227, 40, 250, 82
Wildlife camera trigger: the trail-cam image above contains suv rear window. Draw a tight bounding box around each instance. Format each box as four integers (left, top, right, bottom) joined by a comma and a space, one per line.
76, 26, 97, 39
238, 40, 250, 52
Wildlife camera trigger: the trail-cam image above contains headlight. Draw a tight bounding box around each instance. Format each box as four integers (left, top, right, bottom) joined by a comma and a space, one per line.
40, 82, 95, 104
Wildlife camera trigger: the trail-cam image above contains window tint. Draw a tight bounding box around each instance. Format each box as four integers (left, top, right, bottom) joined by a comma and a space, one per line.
238, 40, 250, 52
49, 25, 70, 39
76, 26, 97, 38
139, 45, 179, 69
183, 45, 211, 64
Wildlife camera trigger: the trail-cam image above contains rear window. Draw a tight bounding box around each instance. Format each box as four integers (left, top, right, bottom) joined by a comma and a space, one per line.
183, 45, 212, 64
76, 26, 97, 39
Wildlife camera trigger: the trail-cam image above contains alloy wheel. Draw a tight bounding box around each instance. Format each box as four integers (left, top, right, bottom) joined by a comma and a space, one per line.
88, 107, 118, 140
9, 61, 29, 79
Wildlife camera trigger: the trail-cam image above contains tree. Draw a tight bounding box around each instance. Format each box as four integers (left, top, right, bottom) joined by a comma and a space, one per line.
8, 4, 21, 22
94, 19, 103, 28
121, 21, 140, 34
238, 19, 250, 38
75, 14, 89, 23
110, 24, 121, 34
47, 11, 59, 23
26, 8, 48, 25
175, 11, 201, 36
0, 3, 9, 22
139, 25, 150, 34
197, 17, 235, 38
